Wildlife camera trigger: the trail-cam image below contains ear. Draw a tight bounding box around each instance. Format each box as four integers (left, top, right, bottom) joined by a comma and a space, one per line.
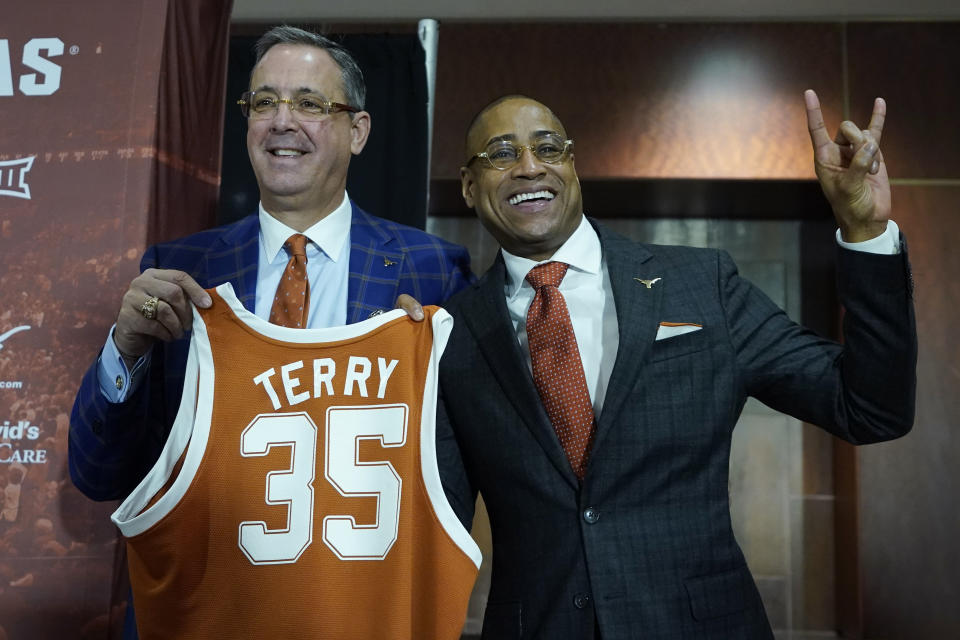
350, 110, 371, 155
460, 166, 476, 208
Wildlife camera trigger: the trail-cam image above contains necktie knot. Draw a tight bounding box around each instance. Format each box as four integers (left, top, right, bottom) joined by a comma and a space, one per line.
525, 261, 568, 290
285, 234, 309, 260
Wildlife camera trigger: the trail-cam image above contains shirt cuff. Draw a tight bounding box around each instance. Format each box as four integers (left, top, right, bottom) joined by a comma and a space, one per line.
835, 220, 900, 255
96, 324, 151, 402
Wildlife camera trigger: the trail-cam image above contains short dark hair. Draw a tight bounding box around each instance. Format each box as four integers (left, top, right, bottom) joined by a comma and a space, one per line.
253, 25, 366, 111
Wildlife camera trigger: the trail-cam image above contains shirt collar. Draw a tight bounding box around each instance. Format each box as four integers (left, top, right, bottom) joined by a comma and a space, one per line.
502, 215, 601, 299
259, 191, 352, 263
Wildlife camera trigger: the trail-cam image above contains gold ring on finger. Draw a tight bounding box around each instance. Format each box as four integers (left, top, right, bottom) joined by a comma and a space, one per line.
140, 296, 160, 320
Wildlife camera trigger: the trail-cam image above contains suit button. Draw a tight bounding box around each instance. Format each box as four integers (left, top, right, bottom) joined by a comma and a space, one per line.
583, 507, 599, 524
573, 593, 592, 609
91, 420, 103, 436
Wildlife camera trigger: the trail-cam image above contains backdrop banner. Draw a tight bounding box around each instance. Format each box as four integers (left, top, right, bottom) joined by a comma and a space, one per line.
0, 1, 230, 636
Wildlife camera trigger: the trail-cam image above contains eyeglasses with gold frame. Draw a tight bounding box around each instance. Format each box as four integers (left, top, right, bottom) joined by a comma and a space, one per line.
237, 91, 358, 120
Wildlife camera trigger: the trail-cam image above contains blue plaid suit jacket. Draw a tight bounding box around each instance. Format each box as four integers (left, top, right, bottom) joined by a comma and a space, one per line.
69, 201, 473, 500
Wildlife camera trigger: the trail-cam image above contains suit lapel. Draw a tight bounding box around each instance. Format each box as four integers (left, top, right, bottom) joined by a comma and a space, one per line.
209, 214, 260, 312
461, 255, 580, 490
346, 203, 405, 323
591, 224, 663, 455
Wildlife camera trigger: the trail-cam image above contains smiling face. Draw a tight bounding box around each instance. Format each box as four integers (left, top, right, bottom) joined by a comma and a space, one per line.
246, 44, 370, 222
460, 97, 582, 261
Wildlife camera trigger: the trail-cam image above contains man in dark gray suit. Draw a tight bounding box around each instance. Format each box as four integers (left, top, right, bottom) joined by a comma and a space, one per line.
436, 93, 916, 639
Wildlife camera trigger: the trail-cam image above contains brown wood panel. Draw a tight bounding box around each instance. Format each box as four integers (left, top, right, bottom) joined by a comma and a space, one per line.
797, 497, 837, 630
847, 23, 960, 180
833, 439, 862, 638
430, 177, 833, 220
433, 23, 843, 180
858, 185, 960, 637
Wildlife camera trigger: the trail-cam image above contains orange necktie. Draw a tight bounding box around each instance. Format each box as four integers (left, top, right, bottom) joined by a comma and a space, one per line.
269, 234, 310, 328
525, 261, 596, 479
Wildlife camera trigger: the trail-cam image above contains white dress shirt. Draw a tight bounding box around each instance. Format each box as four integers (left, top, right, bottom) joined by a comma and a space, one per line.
98, 192, 355, 402
255, 194, 351, 328
502, 216, 619, 418
501, 216, 902, 419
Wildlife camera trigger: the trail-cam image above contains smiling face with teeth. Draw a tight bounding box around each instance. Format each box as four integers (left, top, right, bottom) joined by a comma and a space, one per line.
461, 97, 583, 262
246, 44, 370, 229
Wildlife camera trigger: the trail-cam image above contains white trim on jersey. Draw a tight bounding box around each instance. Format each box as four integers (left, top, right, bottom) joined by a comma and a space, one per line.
216, 282, 410, 343
420, 311, 483, 568
111, 308, 214, 537
112, 282, 482, 570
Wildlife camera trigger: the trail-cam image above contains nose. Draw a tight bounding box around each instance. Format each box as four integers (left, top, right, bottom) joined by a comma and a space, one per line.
269, 100, 298, 131
513, 146, 545, 178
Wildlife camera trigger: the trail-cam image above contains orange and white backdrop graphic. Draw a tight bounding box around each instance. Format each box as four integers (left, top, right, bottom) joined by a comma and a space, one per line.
0, 1, 230, 636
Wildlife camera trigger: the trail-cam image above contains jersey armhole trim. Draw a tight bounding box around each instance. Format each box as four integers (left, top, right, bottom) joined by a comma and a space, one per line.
419, 308, 482, 569
111, 305, 216, 537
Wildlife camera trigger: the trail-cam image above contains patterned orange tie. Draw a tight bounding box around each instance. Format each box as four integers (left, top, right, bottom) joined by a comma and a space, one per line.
269, 234, 310, 328
525, 261, 596, 480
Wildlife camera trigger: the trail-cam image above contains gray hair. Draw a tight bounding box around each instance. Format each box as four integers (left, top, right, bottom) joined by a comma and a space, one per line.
253, 25, 366, 111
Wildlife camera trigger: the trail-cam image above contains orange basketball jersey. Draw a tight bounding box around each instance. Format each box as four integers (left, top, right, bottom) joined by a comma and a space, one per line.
112, 283, 480, 640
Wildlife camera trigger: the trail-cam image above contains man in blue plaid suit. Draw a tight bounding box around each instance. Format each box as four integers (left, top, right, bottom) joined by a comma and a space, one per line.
69, 25, 472, 640
68, 26, 472, 502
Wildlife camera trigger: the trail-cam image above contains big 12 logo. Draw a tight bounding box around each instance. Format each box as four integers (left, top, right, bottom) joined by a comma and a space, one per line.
0, 38, 64, 96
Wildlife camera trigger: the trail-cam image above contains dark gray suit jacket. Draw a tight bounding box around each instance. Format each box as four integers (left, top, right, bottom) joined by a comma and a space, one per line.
437, 221, 916, 640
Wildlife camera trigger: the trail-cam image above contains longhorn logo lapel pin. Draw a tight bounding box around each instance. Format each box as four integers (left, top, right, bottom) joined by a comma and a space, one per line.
634, 277, 662, 289
383, 257, 397, 267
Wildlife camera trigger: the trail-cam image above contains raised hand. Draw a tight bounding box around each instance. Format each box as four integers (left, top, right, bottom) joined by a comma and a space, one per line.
804, 89, 891, 242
